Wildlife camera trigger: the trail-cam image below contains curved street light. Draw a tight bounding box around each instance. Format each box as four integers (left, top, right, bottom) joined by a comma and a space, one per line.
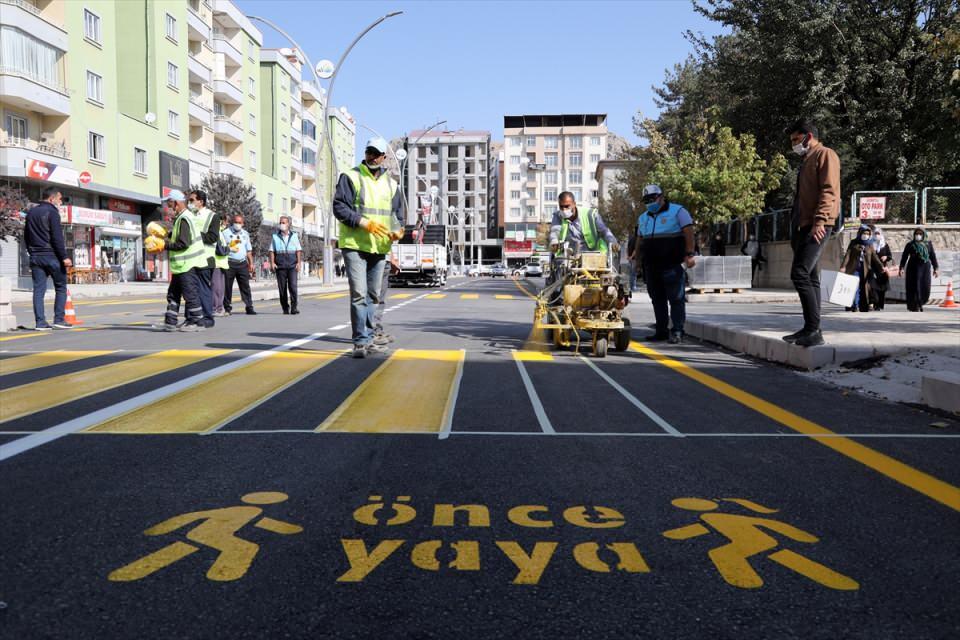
249, 11, 403, 285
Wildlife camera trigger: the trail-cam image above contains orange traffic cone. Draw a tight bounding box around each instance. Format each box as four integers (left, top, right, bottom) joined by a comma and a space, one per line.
940, 281, 957, 308
64, 289, 83, 325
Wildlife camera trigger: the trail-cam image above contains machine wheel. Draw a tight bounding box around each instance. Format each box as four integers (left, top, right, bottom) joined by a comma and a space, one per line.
594, 335, 608, 358
614, 319, 632, 352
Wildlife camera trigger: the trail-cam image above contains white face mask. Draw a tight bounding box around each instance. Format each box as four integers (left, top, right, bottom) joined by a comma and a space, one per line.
559, 207, 574, 220
232, 223, 242, 231
914, 234, 923, 241
280, 224, 289, 232
860, 234, 870, 242
792, 142, 808, 156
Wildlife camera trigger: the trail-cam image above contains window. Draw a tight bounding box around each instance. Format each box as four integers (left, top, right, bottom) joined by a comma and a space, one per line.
86, 70, 103, 104
249, 113, 256, 134
591, 190, 599, 199
247, 40, 255, 60
510, 173, 521, 182
214, 139, 225, 157
544, 171, 557, 185
0, 26, 64, 89
6, 114, 27, 139
510, 137, 521, 147
569, 153, 582, 167
568, 170, 582, 184
281, 198, 288, 214
568, 136, 583, 149
249, 151, 256, 170
510, 207, 521, 216
510, 190, 521, 200
544, 189, 557, 202
544, 136, 558, 149
133, 147, 147, 175
281, 103, 287, 121
88, 131, 105, 163
248, 77, 255, 96
165, 14, 177, 41
167, 110, 179, 137
525, 136, 536, 147
526, 206, 535, 216
510, 155, 520, 165
589, 154, 601, 164
83, 9, 101, 44
545, 153, 557, 167
167, 62, 178, 89
572, 189, 582, 202
590, 136, 601, 146
267, 193, 274, 210
590, 171, 596, 181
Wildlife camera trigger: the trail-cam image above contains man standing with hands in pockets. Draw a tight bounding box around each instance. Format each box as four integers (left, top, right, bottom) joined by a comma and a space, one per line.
333, 137, 404, 359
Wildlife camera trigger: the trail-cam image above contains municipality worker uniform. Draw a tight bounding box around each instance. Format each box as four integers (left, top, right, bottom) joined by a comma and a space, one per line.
270, 228, 303, 314
212, 224, 229, 315
547, 205, 617, 287
637, 200, 694, 338
164, 210, 206, 330
333, 162, 403, 349
221, 223, 255, 314
194, 205, 221, 327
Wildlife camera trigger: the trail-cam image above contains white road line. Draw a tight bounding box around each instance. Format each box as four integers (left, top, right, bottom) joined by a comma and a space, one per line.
0, 332, 329, 461
446, 431, 960, 438
512, 350, 555, 435
327, 324, 348, 331
438, 349, 466, 441
578, 356, 684, 437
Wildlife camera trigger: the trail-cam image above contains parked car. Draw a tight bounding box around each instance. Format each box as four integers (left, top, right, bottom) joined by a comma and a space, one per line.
490, 263, 508, 278
513, 262, 543, 278
465, 265, 482, 278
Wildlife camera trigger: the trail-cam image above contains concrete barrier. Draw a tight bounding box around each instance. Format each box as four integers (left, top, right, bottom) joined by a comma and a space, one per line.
0, 277, 17, 332
921, 372, 960, 413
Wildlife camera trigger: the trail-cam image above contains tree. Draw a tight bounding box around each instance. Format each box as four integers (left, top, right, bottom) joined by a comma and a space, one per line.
638, 115, 787, 226
194, 174, 263, 255
599, 148, 657, 240
0, 184, 28, 240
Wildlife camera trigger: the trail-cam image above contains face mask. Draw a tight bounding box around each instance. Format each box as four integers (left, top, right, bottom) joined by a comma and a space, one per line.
646, 202, 660, 213
559, 208, 573, 220
232, 223, 242, 231
791, 143, 807, 156
280, 224, 289, 232
860, 234, 870, 242
187, 203, 199, 212
914, 234, 923, 241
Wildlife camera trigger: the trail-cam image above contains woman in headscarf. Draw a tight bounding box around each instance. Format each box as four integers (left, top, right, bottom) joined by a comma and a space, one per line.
870, 225, 893, 310
899, 228, 940, 312
840, 223, 884, 312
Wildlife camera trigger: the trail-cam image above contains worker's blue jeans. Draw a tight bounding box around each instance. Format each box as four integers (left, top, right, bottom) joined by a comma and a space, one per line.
29, 254, 67, 326
646, 263, 686, 335
343, 249, 386, 346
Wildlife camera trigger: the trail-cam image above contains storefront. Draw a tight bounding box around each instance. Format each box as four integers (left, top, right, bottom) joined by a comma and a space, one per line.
55, 206, 143, 283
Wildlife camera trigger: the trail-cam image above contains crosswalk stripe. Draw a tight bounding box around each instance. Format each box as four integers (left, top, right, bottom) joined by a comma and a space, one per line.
460, 294, 479, 300
317, 349, 465, 433
76, 298, 164, 307
0, 332, 50, 343
425, 294, 447, 299
390, 293, 414, 299
0, 350, 116, 376
0, 349, 230, 424
495, 294, 515, 300
86, 350, 342, 433
315, 292, 349, 300
514, 351, 554, 362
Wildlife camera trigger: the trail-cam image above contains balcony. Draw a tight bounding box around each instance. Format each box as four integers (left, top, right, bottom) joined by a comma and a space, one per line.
0, 69, 69, 116
291, 186, 302, 200
0, 136, 72, 178
212, 156, 243, 178
211, 32, 243, 66
302, 162, 316, 179
290, 158, 302, 174
212, 76, 242, 104
187, 2, 211, 41
290, 124, 302, 143
188, 95, 212, 127
187, 53, 212, 85
189, 146, 211, 167
301, 81, 323, 102
0, 0, 68, 50
213, 115, 243, 142
302, 191, 319, 207
302, 135, 317, 152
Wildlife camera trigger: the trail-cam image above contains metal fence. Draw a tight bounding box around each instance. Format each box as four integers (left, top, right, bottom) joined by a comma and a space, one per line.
922, 186, 960, 224
719, 208, 792, 247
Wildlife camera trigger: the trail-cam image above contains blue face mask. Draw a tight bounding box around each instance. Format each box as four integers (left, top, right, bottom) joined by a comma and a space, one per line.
646, 202, 660, 213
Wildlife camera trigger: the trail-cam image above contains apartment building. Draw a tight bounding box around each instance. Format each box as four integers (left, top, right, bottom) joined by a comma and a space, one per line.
501, 114, 609, 260
401, 130, 498, 266
0, 0, 354, 284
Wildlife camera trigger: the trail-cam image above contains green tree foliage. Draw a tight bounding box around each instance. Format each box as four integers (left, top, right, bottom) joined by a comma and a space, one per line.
0, 184, 29, 240
656, 0, 960, 192
599, 148, 657, 239
194, 174, 264, 255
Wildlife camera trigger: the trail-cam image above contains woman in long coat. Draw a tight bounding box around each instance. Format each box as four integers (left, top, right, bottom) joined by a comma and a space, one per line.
870, 226, 893, 310
899, 228, 940, 312
840, 224, 885, 312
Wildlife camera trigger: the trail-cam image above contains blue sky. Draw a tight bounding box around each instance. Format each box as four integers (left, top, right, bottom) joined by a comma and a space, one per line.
237, 0, 727, 145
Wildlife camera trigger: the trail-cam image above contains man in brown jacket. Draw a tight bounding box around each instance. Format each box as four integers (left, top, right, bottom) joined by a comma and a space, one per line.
782, 120, 840, 348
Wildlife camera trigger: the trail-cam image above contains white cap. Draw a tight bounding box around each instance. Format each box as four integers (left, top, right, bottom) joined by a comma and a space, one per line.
365, 137, 389, 154
165, 189, 187, 202
642, 184, 663, 198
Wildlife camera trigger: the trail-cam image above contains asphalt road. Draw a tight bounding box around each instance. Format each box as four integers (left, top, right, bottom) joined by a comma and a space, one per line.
1, 276, 958, 639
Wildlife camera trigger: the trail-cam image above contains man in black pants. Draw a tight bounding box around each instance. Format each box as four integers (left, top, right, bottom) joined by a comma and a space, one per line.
782, 120, 840, 348
269, 215, 302, 314
188, 189, 221, 328
221, 213, 256, 315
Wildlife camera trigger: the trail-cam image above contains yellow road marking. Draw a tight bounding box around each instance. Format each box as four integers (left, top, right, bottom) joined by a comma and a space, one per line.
425, 294, 447, 299
317, 349, 465, 433
87, 350, 342, 433
495, 294, 515, 300
315, 292, 349, 300
76, 298, 164, 307
0, 350, 115, 376
0, 349, 230, 423
390, 293, 414, 299
628, 341, 960, 513
513, 351, 554, 362
0, 332, 50, 343
512, 277, 539, 301
460, 294, 479, 300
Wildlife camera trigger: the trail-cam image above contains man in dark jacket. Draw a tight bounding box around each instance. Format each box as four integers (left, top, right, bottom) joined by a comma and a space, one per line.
24, 187, 72, 330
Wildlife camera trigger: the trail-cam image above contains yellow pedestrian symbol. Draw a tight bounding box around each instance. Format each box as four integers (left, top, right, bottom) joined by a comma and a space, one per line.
109, 492, 302, 582
662, 498, 859, 591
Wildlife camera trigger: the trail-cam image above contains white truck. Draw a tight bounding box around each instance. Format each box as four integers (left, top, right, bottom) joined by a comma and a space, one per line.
389, 244, 448, 287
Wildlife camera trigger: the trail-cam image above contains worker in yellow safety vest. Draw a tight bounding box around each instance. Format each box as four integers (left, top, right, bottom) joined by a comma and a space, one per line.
159, 189, 206, 332
547, 191, 619, 286
333, 137, 404, 359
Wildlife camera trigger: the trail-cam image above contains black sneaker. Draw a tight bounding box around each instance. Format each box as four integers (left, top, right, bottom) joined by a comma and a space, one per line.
246, 309, 257, 315
668, 332, 683, 344
34, 324, 53, 331
782, 329, 807, 343
282, 309, 290, 315
52, 322, 73, 330
643, 333, 669, 342
795, 330, 824, 348
291, 309, 300, 315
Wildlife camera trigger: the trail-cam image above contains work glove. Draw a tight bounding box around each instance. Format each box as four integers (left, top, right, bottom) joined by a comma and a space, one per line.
359, 217, 389, 238
390, 228, 405, 241
611, 242, 621, 253
146, 221, 168, 239
144, 236, 166, 253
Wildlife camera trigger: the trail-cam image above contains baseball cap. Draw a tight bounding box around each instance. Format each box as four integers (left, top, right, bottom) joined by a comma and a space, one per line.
365, 137, 389, 155
165, 189, 187, 202
642, 184, 663, 199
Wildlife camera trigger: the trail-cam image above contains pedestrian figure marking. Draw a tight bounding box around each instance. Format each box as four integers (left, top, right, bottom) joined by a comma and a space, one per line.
109, 492, 302, 582
662, 498, 859, 591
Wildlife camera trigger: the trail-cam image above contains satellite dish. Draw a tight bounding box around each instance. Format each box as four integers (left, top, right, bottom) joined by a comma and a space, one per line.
339, 106, 348, 115
395, 149, 407, 161
279, 47, 293, 57
144, 112, 157, 124
315, 59, 335, 79
430, 186, 439, 196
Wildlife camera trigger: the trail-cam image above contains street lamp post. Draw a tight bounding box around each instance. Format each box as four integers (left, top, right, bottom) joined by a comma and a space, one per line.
248, 11, 403, 286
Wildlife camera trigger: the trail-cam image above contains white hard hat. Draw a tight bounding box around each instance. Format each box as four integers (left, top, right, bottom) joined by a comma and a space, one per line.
365, 137, 389, 154
642, 184, 663, 199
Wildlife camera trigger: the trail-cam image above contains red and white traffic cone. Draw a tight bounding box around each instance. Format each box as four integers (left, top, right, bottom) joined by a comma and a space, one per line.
940, 281, 957, 308
64, 289, 83, 325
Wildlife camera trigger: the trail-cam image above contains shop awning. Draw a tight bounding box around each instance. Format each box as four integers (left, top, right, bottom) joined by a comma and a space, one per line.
99, 226, 142, 237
